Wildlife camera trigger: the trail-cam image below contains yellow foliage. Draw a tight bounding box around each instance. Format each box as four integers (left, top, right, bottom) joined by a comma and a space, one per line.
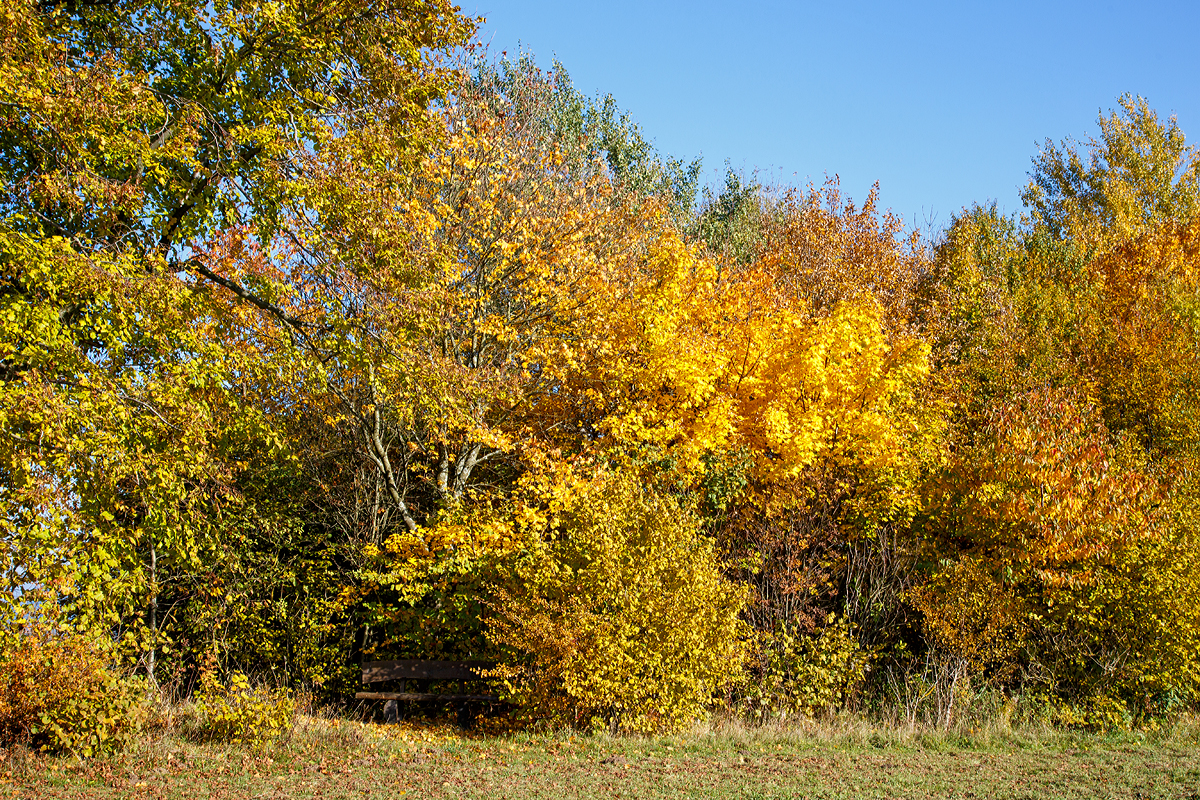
727, 290, 930, 481
549, 214, 933, 493
191, 651, 294, 747
911, 559, 1024, 674
487, 469, 746, 733
0, 608, 143, 756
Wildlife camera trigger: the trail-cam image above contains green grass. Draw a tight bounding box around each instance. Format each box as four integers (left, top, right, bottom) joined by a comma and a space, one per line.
8, 713, 1200, 799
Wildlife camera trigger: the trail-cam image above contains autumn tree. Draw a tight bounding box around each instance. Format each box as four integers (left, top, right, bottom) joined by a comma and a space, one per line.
0, 0, 473, 683
1023, 97, 1200, 464
1024, 94, 1200, 243
913, 97, 1200, 721
689, 182, 939, 665
923, 389, 1199, 720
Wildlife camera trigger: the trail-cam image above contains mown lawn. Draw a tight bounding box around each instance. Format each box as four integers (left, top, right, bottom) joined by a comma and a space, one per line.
8, 715, 1200, 799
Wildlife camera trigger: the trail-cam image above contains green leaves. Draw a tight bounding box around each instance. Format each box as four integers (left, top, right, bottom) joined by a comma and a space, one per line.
1025, 95, 1200, 242
0, 0, 473, 686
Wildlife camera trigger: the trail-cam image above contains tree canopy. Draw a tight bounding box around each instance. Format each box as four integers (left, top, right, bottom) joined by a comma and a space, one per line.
2, 3, 1198, 735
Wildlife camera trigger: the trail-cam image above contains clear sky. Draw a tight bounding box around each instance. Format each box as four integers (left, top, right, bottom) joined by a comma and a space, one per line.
467, 1, 1200, 232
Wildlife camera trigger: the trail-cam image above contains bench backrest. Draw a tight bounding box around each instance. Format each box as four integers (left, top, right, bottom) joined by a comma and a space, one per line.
361, 659, 495, 684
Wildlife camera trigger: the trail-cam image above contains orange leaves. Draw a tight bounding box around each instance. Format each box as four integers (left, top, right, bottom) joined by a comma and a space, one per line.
710, 178, 925, 333
910, 558, 1025, 672
931, 387, 1160, 584
910, 102, 1200, 708
1072, 217, 1200, 459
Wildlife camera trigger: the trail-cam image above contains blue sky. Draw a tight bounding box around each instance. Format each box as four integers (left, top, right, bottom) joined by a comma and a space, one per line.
467, 1, 1200, 232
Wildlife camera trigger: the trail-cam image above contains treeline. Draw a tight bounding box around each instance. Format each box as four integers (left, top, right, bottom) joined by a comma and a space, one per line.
2, 0, 1199, 744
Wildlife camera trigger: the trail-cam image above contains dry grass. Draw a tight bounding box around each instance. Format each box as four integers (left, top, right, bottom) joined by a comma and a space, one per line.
4, 707, 1199, 799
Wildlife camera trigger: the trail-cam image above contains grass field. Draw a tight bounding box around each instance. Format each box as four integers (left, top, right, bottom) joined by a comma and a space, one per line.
7, 714, 1200, 799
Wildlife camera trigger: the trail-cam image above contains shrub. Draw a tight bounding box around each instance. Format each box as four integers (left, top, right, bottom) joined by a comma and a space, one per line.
909, 558, 1025, 727
924, 390, 1200, 720
742, 615, 868, 720
190, 652, 295, 746
487, 471, 746, 733
0, 621, 143, 756
911, 558, 1025, 674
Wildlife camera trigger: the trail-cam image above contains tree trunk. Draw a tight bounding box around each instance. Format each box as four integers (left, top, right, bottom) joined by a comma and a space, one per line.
148, 544, 159, 690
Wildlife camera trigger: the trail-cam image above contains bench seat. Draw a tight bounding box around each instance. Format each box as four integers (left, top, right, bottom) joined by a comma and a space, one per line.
355, 691, 497, 702
357, 658, 501, 727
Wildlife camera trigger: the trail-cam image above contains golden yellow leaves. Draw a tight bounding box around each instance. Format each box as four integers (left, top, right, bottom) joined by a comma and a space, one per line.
910, 558, 1025, 673
485, 470, 745, 733
730, 294, 930, 482
541, 175, 937, 498
563, 230, 931, 490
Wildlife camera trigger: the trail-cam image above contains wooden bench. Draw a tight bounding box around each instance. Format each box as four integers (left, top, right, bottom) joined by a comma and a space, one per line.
355, 659, 499, 728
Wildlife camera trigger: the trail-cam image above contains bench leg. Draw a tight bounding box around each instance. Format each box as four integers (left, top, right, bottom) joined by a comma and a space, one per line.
456, 702, 474, 731
383, 699, 400, 724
